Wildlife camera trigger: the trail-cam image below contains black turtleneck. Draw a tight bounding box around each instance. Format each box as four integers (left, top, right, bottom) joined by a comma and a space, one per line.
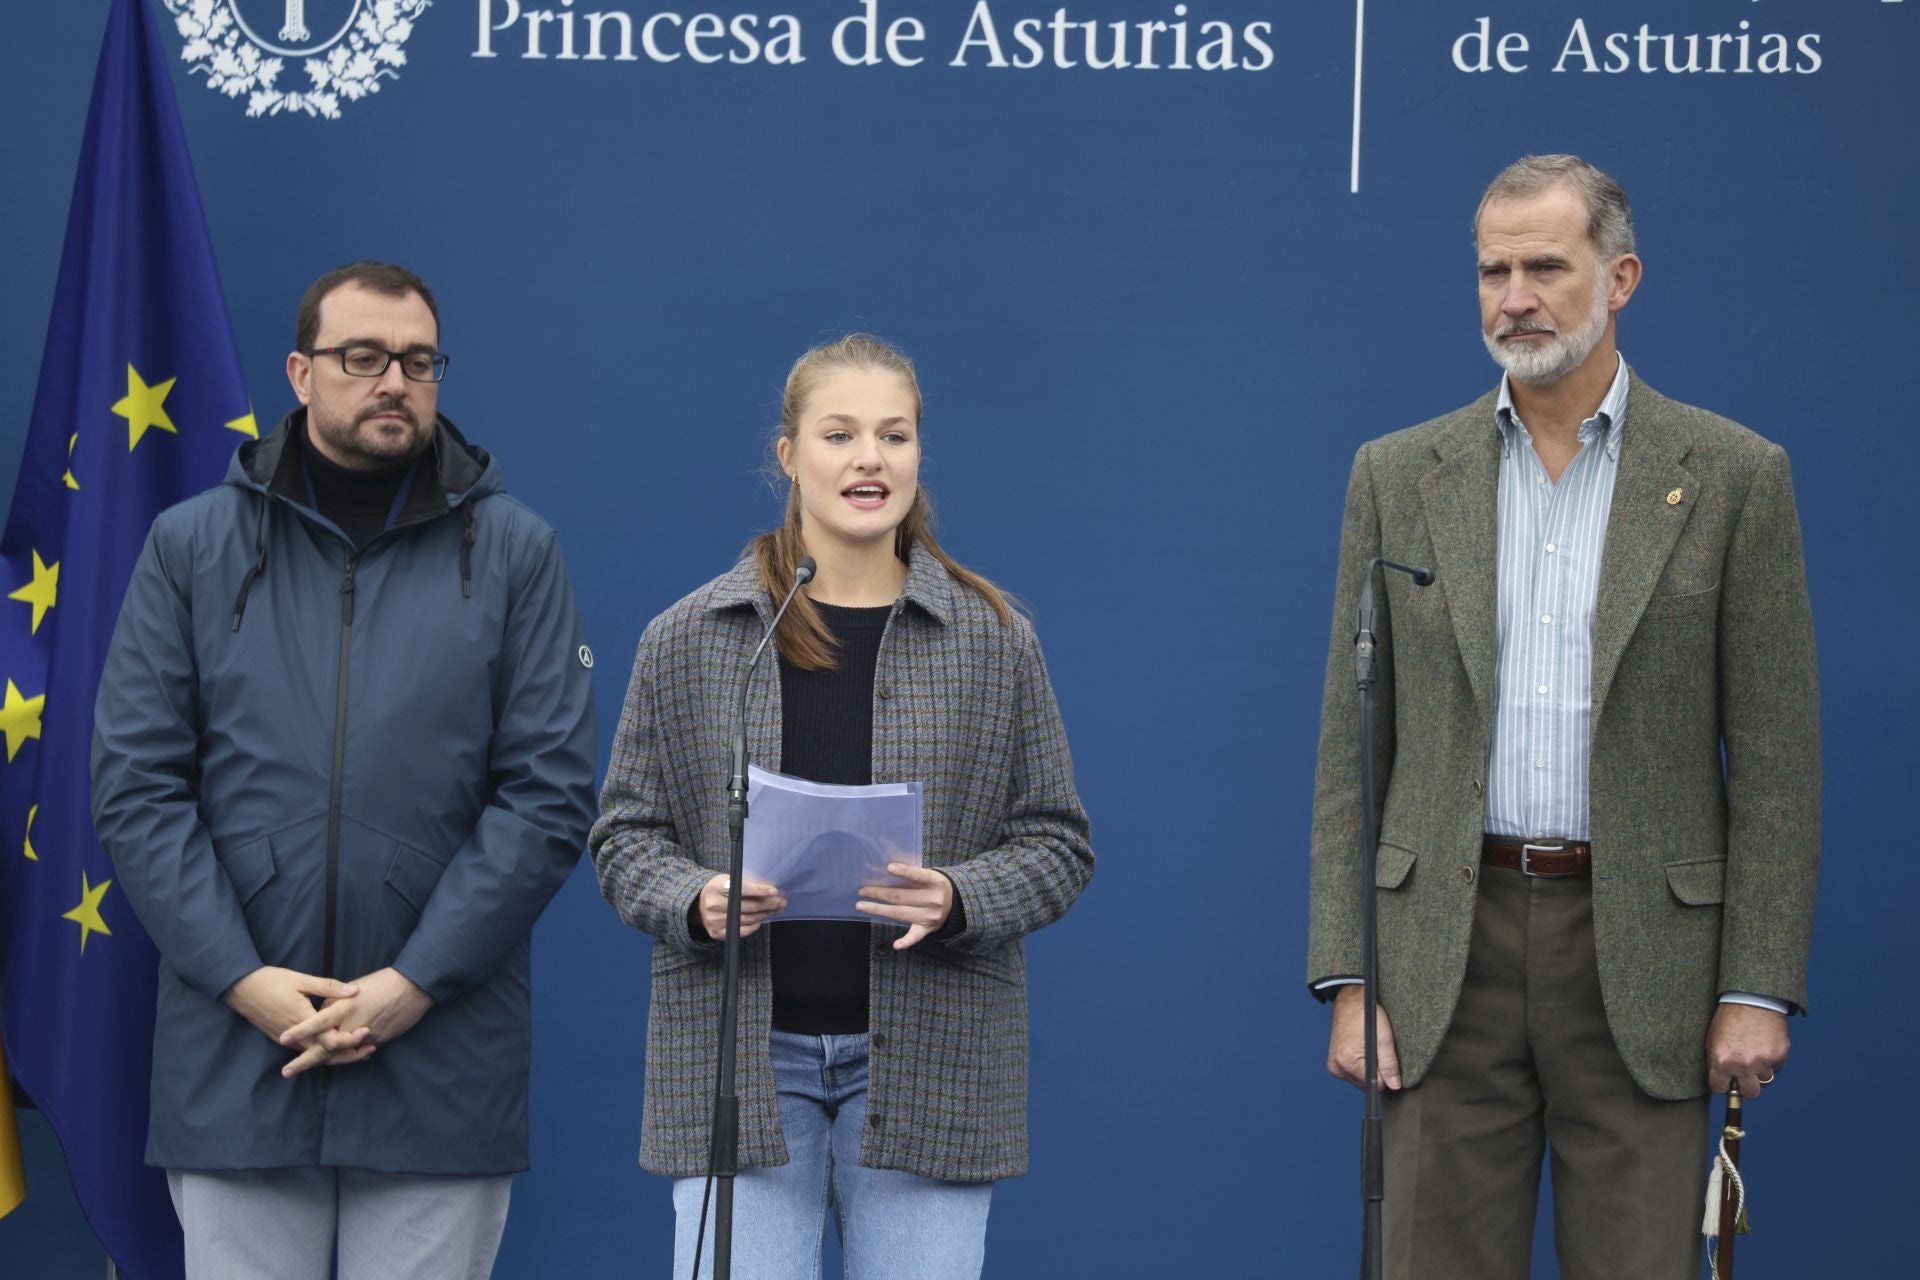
301, 424, 421, 550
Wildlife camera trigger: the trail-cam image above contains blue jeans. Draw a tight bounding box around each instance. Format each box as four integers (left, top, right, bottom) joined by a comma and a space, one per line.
672, 1030, 993, 1280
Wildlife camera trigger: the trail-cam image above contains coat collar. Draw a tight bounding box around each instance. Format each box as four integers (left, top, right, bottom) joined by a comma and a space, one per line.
1415, 368, 1699, 727
1588, 374, 1698, 726
703, 542, 958, 625
1417, 387, 1504, 720
229, 408, 495, 519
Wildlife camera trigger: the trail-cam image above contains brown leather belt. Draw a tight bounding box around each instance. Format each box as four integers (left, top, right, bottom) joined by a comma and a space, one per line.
1481, 835, 1592, 878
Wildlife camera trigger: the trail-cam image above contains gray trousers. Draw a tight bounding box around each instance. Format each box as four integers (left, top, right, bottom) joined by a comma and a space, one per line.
1382, 866, 1710, 1280
167, 1167, 512, 1280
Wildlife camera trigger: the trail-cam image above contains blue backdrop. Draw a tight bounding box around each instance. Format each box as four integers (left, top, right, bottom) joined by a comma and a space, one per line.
3, 2, 1915, 1274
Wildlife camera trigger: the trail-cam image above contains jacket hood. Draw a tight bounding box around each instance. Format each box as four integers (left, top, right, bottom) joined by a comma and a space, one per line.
225, 407, 504, 507
222, 408, 505, 631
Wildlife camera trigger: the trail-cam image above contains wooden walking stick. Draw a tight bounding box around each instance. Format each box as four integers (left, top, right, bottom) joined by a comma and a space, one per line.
1703, 1086, 1751, 1280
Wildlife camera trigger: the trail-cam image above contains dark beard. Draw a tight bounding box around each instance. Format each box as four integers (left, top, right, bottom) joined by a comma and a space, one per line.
307, 398, 431, 469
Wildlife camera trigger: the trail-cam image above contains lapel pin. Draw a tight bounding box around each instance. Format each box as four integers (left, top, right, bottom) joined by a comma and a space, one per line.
1666, 487, 1684, 506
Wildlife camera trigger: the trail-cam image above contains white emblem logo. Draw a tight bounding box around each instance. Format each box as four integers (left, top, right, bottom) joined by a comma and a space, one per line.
578, 645, 594, 670
165, 1, 432, 120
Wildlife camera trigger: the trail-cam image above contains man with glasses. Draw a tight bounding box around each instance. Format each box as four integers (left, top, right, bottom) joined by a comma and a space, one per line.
91, 261, 597, 1278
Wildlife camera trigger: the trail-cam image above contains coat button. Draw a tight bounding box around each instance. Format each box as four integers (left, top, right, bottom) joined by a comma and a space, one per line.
876, 685, 892, 700
870, 1032, 886, 1048
1461, 866, 1476, 884
1471, 779, 1483, 794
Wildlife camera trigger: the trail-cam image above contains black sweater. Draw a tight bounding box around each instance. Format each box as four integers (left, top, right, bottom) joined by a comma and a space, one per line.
769, 601, 892, 1034
300, 424, 418, 549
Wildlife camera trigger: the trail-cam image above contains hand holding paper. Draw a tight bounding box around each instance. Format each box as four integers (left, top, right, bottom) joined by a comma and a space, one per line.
856, 863, 954, 950
698, 875, 788, 941
743, 766, 924, 922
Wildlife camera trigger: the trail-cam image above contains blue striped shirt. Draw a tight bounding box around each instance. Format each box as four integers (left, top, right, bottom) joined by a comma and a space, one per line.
1484, 356, 1630, 842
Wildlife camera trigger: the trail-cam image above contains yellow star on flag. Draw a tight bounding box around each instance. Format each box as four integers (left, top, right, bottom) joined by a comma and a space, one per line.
7, 550, 59, 634
110, 363, 178, 451
65, 433, 80, 490
23, 804, 38, 861
61, 871, 114, 954
0, 680, 45, 762
226, 410, 259, 439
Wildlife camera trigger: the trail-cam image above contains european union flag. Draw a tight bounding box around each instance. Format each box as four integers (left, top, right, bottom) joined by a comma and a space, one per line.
0, 0, 252, 1272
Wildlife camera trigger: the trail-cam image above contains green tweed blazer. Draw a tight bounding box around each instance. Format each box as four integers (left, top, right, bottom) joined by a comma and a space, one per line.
590, 547, 1093, 1181
1307, 374, 1820, 1100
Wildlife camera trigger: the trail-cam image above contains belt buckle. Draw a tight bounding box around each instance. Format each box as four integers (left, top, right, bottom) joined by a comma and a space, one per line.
1520, 842, 1563, 877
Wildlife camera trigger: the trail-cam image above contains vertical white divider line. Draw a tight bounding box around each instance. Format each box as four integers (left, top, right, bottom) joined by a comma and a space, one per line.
1350, 0, 1366, 194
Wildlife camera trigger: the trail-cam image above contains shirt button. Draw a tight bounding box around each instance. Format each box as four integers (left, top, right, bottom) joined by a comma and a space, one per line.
1540, 614, 1552, 625
1537, 685, 1549, 696
1545, 543, 1557, 554
1534, 759, 1547, 769
1533, 831, 1547, 839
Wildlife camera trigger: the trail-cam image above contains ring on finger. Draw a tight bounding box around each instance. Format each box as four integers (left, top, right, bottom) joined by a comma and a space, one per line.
1757, 1072, 1775, 1085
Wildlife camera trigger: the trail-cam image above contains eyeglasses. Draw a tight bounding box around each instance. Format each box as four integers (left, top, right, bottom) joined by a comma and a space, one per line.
307, 345, 450, 383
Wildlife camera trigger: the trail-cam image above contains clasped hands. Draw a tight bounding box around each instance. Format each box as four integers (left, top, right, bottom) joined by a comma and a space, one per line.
698, 863, 953, 950
223, 965, 433, 1079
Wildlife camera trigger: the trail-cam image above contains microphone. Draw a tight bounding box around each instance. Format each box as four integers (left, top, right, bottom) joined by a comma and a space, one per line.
1354, 558, 1433, 689
1349, 553, 1434, 1280
729, 555, 816, 798
709, 551, 817, 1278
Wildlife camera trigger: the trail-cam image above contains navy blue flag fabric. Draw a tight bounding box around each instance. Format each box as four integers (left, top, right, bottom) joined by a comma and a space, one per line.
0, 0, 252, 1273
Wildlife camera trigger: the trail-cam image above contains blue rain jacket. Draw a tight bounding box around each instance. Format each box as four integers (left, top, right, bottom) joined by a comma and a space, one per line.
90, 412, 596, 1174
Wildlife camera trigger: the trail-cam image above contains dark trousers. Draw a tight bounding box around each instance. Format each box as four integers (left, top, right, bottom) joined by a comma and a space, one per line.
1382, 866, 1709, 1280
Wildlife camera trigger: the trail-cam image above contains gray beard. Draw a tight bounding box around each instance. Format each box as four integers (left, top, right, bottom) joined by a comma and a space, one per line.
1483, 274, 1611, 386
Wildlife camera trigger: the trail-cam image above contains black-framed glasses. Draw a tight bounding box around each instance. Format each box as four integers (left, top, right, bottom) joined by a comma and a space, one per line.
307, 345, 450, 383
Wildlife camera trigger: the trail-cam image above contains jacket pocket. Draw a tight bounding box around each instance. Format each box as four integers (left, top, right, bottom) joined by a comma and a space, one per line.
1665, 857, 1726, 905
652, 938, 716, 978
216, 833, 276, 906
384, 842, 450, 915
1375, 842, 1416, 890
936, 943, 1023, 987
1641, 581, 1721, 620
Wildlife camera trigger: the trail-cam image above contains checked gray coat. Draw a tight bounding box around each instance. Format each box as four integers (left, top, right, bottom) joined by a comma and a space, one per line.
589, 548, 1093, 1181
1307, 374, 1821, 1100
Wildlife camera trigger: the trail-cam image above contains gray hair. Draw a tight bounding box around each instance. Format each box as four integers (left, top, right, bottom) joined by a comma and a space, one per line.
1474, 155, 1635, 261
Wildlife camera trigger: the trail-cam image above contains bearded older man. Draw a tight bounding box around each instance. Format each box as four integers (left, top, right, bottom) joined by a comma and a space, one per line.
1306, 155, 1820, 1279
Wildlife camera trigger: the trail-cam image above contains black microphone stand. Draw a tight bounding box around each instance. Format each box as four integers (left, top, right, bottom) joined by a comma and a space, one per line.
706, 557, 814, 1280
1352, 557, 1432, 1280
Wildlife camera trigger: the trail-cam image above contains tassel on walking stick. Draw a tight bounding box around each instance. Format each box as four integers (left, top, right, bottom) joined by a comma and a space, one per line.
1702, 1086, 1751, 1280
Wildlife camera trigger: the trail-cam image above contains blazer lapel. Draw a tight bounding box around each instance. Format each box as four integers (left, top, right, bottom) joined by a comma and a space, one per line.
1590, 377, 1698, 728
1418, 399, 1502, 721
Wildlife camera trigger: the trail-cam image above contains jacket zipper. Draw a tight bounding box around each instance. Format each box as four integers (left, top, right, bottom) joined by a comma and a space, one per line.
299, 494, 464, 987
324, 555, 358, 984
